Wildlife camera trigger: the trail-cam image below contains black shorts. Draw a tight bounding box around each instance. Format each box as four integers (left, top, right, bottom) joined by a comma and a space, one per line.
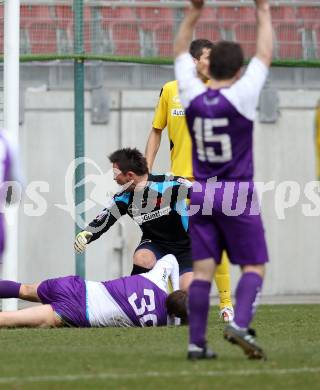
134, 239, 192, 275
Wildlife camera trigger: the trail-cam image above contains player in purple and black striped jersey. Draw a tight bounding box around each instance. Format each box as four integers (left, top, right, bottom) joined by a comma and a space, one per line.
74, 148, 193, 291
0, 255, 187, 328
174, 0, 273, 360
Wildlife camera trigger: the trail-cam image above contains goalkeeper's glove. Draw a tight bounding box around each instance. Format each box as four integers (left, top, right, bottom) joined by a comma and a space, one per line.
74, 231, 93, 253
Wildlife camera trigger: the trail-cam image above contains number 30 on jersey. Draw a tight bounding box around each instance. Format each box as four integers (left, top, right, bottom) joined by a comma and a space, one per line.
128, 289, 158, 327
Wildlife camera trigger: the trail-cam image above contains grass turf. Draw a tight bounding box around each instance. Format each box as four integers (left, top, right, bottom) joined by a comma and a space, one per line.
0, 305, 319, 390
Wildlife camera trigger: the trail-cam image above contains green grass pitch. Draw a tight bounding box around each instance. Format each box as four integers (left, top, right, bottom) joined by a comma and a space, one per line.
0, 304, 319, 390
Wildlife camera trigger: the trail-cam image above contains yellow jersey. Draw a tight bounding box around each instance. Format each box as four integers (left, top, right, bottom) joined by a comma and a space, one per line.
152, 80, 193, 179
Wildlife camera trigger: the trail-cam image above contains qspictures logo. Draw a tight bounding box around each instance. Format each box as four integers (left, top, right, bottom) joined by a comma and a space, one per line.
3, 158, 320, 232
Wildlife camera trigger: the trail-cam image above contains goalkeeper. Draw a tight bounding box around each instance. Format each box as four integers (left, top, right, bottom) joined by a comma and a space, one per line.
75, 148, 193, 291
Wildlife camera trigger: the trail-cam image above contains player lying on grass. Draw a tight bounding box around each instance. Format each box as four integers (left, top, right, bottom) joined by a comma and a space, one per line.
0, 254, 187, 328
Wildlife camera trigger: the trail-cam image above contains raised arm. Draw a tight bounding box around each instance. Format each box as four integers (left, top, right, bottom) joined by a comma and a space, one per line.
255, 0, 273, 67
174, 2, 207, 109
174, 0, 204, 58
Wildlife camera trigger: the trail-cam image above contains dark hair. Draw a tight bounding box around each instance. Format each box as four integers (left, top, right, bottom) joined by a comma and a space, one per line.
166, 290, 188, 325
189, 39, 214, 60
109, 148, 149, 176
209, 41, 244, 80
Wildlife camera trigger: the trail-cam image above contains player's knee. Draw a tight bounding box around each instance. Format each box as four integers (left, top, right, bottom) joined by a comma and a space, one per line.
39, 309, 62, 328
193, 259, 215, 281
133, 250, 156, 269
242, 264, 265, 278
40, 319, 58, 328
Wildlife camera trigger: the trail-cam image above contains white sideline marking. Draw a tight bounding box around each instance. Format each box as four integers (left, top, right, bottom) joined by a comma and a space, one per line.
0, 367, 319, 384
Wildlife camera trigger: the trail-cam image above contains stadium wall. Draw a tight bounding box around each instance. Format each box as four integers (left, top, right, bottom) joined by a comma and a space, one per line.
16, 69, 320, 297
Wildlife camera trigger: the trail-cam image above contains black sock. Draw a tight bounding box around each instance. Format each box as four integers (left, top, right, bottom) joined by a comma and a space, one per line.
131, 264, 151, 275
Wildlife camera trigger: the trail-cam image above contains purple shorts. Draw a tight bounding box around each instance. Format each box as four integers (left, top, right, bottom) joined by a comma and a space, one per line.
190, 180, 269, 266
37, 275, 90, 327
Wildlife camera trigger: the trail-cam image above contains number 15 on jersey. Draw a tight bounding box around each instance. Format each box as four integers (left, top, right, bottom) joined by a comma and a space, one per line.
194, 117, 232, 163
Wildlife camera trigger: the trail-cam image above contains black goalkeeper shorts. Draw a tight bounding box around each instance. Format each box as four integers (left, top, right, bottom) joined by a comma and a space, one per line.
134, 239, 193, 275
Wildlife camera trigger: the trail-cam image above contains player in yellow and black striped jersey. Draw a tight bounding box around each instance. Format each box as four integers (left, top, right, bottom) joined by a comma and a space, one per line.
145, 39, 234, 322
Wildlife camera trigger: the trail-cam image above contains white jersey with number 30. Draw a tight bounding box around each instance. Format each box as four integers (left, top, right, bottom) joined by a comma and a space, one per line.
86, 255, 180, 327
